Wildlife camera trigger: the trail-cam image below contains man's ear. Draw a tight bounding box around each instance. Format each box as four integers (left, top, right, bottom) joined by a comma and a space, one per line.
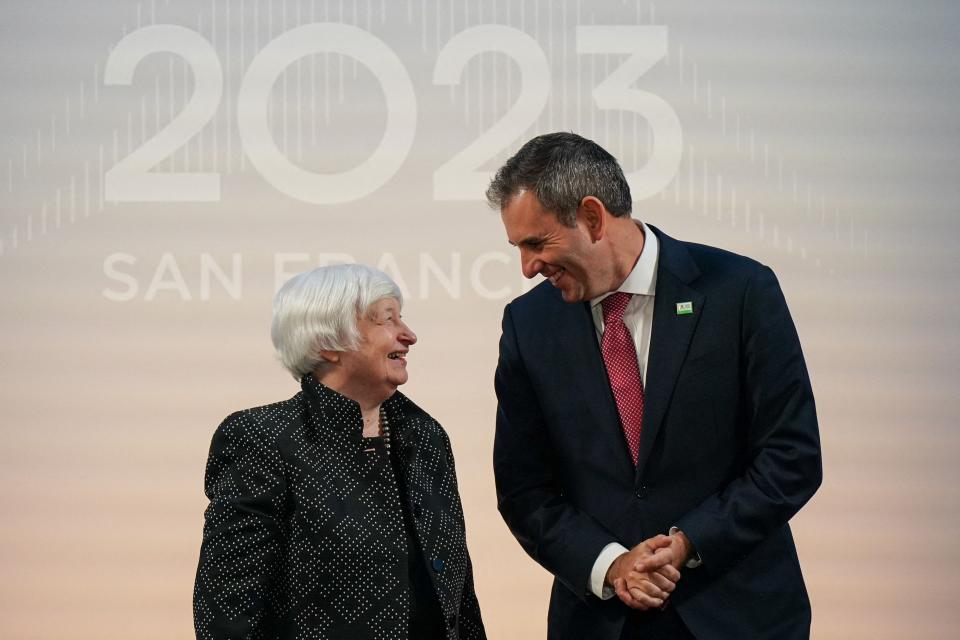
318, 350, 341, 364
577, 196, 607, 242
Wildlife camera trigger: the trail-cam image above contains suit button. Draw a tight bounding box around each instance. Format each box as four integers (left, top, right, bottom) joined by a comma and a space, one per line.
412, 503, 423, 519
432, 558, 445, 573
635, 485, 649, 499
446, 613, 457, 629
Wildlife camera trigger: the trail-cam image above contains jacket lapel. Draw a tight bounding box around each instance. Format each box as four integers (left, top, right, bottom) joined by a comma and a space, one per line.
636, 227, 704, 477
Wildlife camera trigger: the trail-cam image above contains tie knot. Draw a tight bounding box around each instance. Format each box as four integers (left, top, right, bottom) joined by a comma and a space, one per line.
601, 292, 632, 323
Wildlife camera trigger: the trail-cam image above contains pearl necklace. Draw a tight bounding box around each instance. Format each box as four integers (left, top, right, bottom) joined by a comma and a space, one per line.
380, 406, 391, 451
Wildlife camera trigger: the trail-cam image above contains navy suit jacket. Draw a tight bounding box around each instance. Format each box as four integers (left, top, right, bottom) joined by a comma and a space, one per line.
493, 225, 822, 639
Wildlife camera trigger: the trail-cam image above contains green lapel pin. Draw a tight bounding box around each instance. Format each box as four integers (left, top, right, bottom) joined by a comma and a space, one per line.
676, 301, 693, 315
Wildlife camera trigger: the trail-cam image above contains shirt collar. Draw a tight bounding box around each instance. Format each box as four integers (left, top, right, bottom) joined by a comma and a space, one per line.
591, 220, 659, 308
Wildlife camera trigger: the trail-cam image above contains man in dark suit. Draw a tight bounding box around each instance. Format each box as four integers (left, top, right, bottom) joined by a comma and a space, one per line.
489, 133, 822, 639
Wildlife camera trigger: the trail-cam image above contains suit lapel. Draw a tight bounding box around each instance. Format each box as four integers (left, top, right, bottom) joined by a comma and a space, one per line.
636, 227, 704, 477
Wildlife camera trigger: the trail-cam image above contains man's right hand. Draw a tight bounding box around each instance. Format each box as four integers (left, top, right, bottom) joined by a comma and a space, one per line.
605, 535, 681, 610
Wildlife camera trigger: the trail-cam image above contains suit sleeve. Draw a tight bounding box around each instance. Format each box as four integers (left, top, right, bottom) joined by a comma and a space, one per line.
193, 413, 288, 639
676, 265, 823, 572
494, 303, 619, 600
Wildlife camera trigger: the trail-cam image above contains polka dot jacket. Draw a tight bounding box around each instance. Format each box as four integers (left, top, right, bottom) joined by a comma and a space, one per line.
193, 375, 486, 640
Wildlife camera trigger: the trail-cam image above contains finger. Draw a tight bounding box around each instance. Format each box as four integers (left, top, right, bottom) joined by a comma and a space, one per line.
614, 578, 634, 606
623, 575, 668, 601
655, 564, 682, 583
616, 579, 646, 610
648, 534, 673, 549
634, 550, 673, 572
637, 534, 672, 555
648, 571, 676, 593
630, 553, 669, 572
626, 586, 664, 610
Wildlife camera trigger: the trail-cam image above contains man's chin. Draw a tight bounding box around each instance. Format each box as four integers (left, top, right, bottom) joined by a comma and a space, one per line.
559, 286, 586, 303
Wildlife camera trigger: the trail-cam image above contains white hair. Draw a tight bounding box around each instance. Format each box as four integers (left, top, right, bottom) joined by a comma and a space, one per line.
271, 264, 403, 380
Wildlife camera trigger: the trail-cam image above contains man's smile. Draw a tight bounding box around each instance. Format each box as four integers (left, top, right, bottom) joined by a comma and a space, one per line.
545, 267, 566, 287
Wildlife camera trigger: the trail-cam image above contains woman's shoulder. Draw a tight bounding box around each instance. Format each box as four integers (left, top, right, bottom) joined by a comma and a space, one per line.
389, 392, 453, 444
214, 393, 307, 448
390, 392, 437, 425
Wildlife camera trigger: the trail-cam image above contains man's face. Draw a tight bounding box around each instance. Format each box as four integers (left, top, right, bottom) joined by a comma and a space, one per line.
501, 190, 604, 303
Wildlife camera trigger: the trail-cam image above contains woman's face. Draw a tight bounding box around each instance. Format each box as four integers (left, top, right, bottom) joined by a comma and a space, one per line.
338, 297, 417, 398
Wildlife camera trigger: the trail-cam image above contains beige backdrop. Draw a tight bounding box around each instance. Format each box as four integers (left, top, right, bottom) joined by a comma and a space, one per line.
1, 1, 958, 638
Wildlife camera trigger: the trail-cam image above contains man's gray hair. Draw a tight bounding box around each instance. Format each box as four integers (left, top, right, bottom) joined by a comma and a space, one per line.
271, 264, 403, 380
485, 132, 632, 227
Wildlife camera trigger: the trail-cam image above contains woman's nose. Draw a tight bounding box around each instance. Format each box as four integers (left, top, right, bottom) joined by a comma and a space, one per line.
399, 320, 417, 345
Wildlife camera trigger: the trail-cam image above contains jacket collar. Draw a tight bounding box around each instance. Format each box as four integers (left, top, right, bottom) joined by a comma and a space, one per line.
647, 224, 700, 284
300, 374, 413, 439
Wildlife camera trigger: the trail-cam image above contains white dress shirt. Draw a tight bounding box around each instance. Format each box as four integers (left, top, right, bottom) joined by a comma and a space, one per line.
586, 220, 659, 599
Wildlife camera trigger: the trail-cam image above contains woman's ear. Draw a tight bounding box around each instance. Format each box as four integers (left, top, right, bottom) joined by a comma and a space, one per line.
318, 350, 341, 364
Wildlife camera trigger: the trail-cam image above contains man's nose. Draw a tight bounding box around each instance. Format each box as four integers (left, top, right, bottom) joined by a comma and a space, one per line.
520, 249, 541, 280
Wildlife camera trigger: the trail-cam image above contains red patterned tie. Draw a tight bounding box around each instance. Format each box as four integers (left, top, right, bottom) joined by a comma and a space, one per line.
600, 292, 645, 466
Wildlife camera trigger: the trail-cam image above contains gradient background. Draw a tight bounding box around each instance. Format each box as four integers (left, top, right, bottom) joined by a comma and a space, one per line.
1, 1, 958, 638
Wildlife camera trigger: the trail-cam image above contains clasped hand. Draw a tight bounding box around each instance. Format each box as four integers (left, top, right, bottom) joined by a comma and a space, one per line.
605, 534, 685, 610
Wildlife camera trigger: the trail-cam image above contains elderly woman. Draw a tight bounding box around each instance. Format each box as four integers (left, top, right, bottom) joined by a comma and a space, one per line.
193, 265, 485, 640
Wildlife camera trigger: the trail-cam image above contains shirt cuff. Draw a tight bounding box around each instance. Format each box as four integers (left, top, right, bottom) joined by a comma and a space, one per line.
669, 526, 702, 568
589, 542, 630, 599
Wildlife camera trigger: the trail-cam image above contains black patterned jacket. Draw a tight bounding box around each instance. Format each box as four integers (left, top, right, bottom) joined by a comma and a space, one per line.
193, 376, 485, 640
